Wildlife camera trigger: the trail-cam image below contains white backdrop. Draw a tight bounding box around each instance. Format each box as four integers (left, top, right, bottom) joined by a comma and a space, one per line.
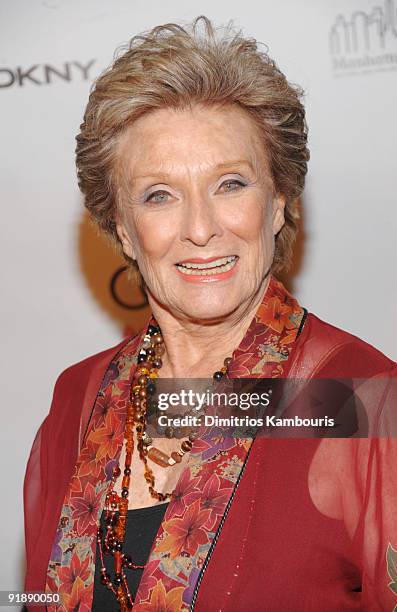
1, 0, 396, 595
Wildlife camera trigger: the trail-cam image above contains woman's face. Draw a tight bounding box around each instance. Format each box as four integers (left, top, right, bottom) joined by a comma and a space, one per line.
116, 104, 285, 322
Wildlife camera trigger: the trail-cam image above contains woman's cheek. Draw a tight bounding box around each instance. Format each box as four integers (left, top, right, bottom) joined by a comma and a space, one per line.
134, 213, 177, 261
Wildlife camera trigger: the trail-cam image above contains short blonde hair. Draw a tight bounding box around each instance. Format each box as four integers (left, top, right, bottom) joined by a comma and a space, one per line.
76, 16, 309, 273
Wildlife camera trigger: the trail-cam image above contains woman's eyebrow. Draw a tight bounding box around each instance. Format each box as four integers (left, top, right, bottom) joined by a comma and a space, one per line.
130, 160, 255, 182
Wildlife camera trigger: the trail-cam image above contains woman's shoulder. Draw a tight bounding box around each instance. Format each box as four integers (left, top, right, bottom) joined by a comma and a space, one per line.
56, 337, 130, 383
49, 334, 140, 409
299, 312, 396, 376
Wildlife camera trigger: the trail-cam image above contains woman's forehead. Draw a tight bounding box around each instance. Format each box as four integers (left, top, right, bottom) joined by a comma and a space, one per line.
117, 104, 268, 182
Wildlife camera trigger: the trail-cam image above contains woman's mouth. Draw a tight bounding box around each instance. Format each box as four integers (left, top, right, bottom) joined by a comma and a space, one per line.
175, 255, 239, 281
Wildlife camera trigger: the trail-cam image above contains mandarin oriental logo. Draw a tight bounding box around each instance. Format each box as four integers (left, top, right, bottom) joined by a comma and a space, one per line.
330, 0, 397, 75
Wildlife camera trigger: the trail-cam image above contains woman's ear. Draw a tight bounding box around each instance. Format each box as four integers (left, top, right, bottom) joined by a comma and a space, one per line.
115, 216, 136, 260
272, 194, 286, 236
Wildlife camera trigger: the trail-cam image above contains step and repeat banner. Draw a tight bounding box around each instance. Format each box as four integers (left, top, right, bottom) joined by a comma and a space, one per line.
1, 0, 396, 592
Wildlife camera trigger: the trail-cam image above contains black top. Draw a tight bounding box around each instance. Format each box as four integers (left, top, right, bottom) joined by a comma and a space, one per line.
92, 503, 169, 611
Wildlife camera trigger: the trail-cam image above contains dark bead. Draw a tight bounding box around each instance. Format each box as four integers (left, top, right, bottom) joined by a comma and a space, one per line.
115, 541, 123, 551
224, 357, 232, 367
105, 515, 115, 527
122, 554, 132, 567
114, 573, 122, 587
153, 358, 162, 369
181, 440, 193, 452
137, 353, 146, 363
113, 465, 121, 478
213, 371, 224, 381
146, 382, 156, 395
147, 324, 158, 335
147, 347, 155, 357
146, 399, 157, 415
100, 571, 111, 585
124, 467, 131, 476
121, 487, 129, 498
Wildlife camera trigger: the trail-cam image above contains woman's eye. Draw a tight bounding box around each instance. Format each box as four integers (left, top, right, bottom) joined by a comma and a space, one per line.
219, 179, 246, 192
144, 190, 170, 203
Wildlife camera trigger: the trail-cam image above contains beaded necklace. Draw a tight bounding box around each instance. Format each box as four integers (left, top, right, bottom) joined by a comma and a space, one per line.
96, 323, 231, 610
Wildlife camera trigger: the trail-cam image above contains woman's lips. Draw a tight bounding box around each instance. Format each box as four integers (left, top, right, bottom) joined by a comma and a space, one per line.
175, 255, 239, 283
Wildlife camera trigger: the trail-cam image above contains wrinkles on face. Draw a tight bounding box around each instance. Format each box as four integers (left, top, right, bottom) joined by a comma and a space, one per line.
115, 104, 285, 324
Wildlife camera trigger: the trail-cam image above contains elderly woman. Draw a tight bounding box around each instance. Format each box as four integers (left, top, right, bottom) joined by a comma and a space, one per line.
24, 16, 397, 612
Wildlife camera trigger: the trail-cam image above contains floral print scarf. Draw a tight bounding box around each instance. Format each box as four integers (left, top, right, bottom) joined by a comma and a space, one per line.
45, 275, 306, 610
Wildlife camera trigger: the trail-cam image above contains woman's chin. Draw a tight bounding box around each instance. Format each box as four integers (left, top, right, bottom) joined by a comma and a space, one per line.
174, 295, 243, 323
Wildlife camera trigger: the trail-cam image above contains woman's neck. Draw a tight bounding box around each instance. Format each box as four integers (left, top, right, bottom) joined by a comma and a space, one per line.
147, 276, 270, 378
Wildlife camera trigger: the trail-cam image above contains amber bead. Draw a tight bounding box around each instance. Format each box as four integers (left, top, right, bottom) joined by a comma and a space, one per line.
171, 451, 182, 463
224, 357, 232, 367
153, 358, 162, 369
155, 344, 165, 356
138, 375, 147, 385
147, 447, 170, 467
152, 334, 163, 345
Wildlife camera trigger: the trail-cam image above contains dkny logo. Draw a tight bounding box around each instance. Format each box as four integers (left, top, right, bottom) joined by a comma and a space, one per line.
0, 59, 96, 88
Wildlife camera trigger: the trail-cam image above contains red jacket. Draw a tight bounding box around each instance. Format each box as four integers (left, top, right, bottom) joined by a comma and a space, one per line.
24, 279, 397, 611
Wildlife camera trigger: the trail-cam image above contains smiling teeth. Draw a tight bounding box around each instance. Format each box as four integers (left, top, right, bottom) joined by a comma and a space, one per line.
176, 256, 238, 275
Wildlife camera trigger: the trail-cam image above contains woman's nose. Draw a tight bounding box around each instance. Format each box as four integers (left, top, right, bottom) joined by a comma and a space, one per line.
180, 195, 223, 247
